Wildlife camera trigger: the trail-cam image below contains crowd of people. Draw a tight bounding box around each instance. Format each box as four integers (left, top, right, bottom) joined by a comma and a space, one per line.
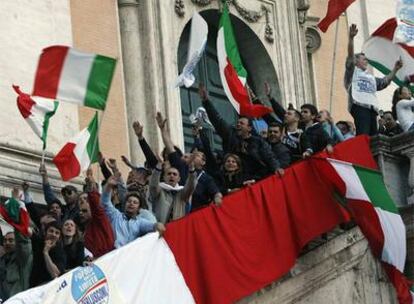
1, 23, 414, 301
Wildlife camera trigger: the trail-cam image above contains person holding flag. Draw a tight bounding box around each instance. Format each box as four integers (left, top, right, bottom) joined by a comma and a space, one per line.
345, 24, 403, 136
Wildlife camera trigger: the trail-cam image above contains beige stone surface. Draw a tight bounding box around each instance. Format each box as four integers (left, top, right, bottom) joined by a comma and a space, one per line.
70, 0, 131, 176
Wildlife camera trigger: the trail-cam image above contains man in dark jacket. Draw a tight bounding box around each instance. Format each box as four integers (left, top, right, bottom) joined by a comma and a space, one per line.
267, 123, 291, 168
199, 85, 282, 180
0, 231, 32, 301
300, 104, 334, 154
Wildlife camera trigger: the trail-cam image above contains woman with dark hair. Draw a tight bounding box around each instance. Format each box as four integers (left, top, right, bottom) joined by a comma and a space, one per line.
392, 85, 414, 132
61, 219, 84, 271
216, 153, 254, 195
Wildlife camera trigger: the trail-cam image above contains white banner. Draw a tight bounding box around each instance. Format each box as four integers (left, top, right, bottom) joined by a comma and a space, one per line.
175, 12, 208, 88
5, 233, 195, 304
394, 0, 414, 46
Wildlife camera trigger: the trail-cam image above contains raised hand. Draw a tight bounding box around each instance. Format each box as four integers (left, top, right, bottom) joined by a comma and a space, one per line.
107, 158, 118, 172
394, 57, 403, 71
121, 155, 134, 169
264, 81, 272, 97
39, 163, 47, 176
349, 24, 358, 39
155, 112, 167, 130
132, 121, 144, 139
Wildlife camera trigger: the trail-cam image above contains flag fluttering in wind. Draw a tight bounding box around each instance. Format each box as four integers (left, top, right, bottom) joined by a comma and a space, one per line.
176, 12, 208, 88
217, 2, 272, 118
394, 0, 414, 46
53, 113, 99, 181
314, 158, 414, 304
0, 197, 30, 237
363, 18, 414, 87
318, 0, 356, 33
13, 85, 58, 149
32, 46, 116, 110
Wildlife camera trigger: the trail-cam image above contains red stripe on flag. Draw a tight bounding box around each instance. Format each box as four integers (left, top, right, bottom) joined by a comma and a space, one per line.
0, 206, 30, 236
13, 85, 35, 119
318, 0, 356, 33
32, 46, 69, 98
382, 262, 414, 304
347, 200, 385, 257
53, 142, 81, 181
224, 59, 272, 118
371, 18, 414, 58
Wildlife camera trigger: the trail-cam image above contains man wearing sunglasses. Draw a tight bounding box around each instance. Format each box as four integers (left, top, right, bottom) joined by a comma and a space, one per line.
39, 164, 80, 224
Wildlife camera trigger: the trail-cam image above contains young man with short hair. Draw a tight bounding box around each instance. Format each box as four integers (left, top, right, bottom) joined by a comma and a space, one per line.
267, 123, 291, 168
101, 175, 165, 249
300, 104, 334, 154
282, 108, 313, 162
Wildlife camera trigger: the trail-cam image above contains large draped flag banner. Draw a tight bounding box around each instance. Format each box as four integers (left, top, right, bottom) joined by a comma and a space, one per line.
363, 18, 414, 86
0, 197, 30, 237
176, 12, 208, 88
6, 136, 411, 303
53, 113, 99, 181
317, 0, 356, 33
313, 158, 413, 304
32, 46, 116, 110
394, 0, 414, 46
217, 2, 272, 118
12, 86, 58, 149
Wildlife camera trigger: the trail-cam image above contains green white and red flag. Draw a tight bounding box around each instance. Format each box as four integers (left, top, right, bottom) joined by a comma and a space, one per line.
363, 18, 414, 86
318, 0, 356, 33
13, 85, 58, 149
217, 2, 272, 118
0, 197, 30, 237
32, 46, 116, 110
53, 113, 99, 181
315, 158, 414, 304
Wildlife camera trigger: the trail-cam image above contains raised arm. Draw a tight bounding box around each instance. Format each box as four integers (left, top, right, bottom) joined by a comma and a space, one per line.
265, 82, 285, 122
156, 112, 175, 155
100, 175, 122, 222
39, 164, 58, 205
383, 59, 403, 86
181, 159, 198, 203
149, 162, 162, 201
133, 121, 158, 168
348, 24, 358, 59
199, 84, 232, 143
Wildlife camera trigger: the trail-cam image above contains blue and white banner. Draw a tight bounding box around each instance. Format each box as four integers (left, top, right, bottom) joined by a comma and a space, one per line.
176, 12, 208, 88
394, 0, 414, 46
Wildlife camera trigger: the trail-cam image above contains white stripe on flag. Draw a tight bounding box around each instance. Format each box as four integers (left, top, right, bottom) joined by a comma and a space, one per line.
375, 208, 407, 272
57, 48, 95, 105
217, 28, 240, 113
72, 128, 92, 172
329, 161, 371, 202
6, 233, 195, 303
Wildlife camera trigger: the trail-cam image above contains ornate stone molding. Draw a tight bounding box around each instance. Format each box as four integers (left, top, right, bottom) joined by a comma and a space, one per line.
297, 0, 310, 25
174, 0, 274, 43
305, 26, 321, 54
175, 0, 185, 17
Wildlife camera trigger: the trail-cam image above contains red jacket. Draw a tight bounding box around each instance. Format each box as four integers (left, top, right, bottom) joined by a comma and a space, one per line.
84, 192, 115, 258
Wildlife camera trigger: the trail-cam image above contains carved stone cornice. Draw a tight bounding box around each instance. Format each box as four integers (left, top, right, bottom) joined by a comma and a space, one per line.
118, 0, 139, 8
174, 0, 275, 43
305, 26, 321, 54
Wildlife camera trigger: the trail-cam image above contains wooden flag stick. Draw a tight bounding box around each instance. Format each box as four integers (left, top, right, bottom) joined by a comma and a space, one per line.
329, 19, 340, 115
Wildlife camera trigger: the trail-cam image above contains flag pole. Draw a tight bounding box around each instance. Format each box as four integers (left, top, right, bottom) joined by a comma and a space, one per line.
41, 149, 46, 166
329, 19, 340, 114
89, 110, 105, 180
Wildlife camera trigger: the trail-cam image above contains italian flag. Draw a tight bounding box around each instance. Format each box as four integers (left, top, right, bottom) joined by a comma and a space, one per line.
217, 2, 271, 118
13, 86, 58, 149
317, 0, 356, 33
32, 46, 116, 110
363, 18, 414, 87
0, 197, 30, 237
53, 113, 99, 181
315, 158, 414, 304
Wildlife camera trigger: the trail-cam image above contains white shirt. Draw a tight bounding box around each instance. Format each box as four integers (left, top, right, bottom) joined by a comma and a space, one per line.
396, 98, 414, 132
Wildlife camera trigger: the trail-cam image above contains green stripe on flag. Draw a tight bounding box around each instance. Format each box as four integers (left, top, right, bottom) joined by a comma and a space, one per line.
41, 101, 59, 150
368, 60, 414, 93
5, 198, 21, 223
353, 165, 399, 214
219, 3, 247, 79
84, 55, 117, 110
86, 113, 99, 164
